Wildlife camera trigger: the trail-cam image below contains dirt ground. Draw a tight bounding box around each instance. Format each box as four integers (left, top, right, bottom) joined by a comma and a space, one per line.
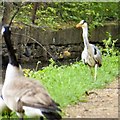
64, 77, 119, 118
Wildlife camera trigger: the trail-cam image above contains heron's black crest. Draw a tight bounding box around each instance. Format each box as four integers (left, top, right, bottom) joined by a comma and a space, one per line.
83, 20, 86, 23
79, 20, 87, 25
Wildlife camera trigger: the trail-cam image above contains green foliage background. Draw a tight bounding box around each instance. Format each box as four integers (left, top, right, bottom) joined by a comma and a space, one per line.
14, 2, 119, 29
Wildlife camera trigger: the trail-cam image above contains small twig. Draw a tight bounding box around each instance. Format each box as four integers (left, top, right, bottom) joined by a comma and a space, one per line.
13, 32, 56, 60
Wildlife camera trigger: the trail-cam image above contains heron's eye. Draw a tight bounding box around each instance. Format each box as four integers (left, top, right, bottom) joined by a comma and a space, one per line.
80, 20, 86, 25
82, 20, 86, 25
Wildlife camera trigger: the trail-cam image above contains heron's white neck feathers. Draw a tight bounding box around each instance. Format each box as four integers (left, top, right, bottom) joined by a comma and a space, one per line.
82, 26, 89, 48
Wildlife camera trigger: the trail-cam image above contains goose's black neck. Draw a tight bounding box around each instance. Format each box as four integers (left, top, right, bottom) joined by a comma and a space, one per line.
3, 26, 19, 67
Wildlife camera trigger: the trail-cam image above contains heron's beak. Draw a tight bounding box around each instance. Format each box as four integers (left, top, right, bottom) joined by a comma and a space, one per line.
76, 23, 82, 28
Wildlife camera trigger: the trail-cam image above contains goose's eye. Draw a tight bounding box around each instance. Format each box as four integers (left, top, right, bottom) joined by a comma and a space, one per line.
1, 27, 5, 35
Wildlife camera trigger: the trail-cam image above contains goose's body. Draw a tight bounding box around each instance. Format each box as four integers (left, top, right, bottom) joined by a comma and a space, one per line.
1, 26, 61, 120
0, 95, 11, 116
76, 20, 102, 80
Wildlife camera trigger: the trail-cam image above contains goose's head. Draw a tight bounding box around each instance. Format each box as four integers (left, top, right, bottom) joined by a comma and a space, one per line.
76, 20, 87, 29
1, 26, 11, 37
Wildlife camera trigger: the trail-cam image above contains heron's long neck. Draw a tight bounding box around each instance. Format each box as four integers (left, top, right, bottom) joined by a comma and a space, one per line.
82, 26, 89, 48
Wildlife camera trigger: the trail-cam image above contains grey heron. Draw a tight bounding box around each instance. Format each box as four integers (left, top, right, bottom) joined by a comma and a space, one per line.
76, 20, 102, 80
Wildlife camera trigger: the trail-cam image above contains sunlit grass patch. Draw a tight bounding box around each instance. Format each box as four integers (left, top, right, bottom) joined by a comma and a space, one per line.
27, 55, 118, 107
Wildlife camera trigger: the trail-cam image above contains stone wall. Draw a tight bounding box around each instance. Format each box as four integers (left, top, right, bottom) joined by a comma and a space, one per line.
0, 22, 119, 68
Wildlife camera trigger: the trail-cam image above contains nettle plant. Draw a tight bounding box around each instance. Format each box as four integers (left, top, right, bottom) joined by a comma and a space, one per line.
102, 32, 119, 56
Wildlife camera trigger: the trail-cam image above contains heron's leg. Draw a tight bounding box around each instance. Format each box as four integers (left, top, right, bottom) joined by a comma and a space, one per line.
88, 66, 94, 79
94, 64, 98, 80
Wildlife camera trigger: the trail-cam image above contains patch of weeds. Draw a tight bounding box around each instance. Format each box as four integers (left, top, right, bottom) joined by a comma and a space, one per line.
23, 55, 118, 108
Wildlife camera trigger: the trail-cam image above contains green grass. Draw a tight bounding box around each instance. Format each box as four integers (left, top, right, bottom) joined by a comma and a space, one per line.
1, 55, 118, 118
28, 55, 118, 107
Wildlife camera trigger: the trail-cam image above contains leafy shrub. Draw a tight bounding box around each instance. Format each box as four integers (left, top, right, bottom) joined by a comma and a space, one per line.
102, 32, 119, 56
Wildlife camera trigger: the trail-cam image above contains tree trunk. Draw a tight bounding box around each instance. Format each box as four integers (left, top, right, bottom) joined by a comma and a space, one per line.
31, 2, 39, 24
2, 2, 12, 25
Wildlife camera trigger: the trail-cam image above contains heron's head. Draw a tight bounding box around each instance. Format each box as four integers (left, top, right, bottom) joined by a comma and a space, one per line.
76, 20, 87, 29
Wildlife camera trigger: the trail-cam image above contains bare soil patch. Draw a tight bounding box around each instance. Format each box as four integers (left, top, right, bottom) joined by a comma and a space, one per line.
64, 78, 119, 118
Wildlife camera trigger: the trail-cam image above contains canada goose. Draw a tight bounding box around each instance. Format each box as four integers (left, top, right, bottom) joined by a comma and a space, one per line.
76, 20, 102, 80
0, 95, 11, 116
1, 26, 62, 120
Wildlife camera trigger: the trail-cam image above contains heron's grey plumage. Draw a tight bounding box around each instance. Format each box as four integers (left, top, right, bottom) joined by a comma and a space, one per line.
76, 20, 102, 80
